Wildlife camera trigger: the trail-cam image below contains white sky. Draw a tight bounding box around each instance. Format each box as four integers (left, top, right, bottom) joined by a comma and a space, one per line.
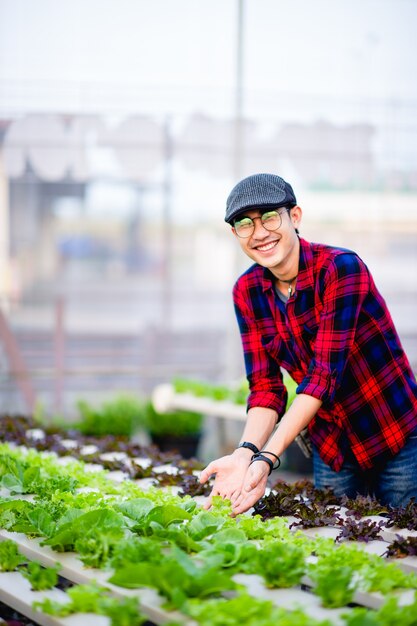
1, 0, 416, 225
0, 0, 416, 119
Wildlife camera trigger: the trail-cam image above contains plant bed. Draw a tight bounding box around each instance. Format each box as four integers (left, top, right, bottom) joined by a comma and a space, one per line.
1, 416, 417, 626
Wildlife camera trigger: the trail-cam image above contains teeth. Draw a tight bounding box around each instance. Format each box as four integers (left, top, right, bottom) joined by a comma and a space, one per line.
256, 241, 276, 252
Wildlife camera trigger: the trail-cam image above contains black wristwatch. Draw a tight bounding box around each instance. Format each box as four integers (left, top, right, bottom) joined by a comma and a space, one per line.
237, 441, 260, 455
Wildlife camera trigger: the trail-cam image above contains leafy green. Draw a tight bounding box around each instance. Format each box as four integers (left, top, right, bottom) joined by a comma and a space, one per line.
342, 607, 380, 626
0, 454, 77, 497
237, 514, 293, 540
359, 559, 417, 594
307, 543, 371, 607
253, 540, 306, 588
186, 510, 228, 541
185, 593, 333, 626
110, 536, 163, 570
25, 507, 57, 537
0, 538, 26, 571
34, 582, 145, 625
109, 546, 237, 610
145, 402, 203, 436
197, 528, 257, 569
113, 497, 156, 526
75, 394, 146, 437
310, 562, 356, 608
42, 508, 127, 563
0, 498, 34, 531
21, 560, 60, 591
343, 593, 417, 626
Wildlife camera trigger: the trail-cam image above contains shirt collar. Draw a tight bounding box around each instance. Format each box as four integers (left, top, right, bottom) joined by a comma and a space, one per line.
260, 237, 315, 293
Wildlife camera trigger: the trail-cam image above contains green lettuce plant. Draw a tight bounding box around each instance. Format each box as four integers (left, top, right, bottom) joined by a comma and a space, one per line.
145, 402, 203, 437
75, 393, 146, 437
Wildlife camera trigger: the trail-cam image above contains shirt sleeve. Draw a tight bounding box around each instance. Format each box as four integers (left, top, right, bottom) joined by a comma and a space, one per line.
233, 280, 287, 417
296, 252, 370, 406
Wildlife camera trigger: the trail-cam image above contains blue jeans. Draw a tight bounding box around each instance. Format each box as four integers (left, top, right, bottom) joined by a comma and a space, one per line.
312, 432, 417, 508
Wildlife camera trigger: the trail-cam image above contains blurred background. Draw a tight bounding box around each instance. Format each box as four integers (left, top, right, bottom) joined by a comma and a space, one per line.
0, 0, 416, 444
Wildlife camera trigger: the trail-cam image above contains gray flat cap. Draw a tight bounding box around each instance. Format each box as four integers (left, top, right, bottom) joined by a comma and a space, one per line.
225, 173, 297, 224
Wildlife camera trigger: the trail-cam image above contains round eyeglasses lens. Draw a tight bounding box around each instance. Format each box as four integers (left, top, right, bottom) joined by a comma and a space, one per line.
234, 216, 254, 237
261, 210, 282, 230
234, 210, 283, 238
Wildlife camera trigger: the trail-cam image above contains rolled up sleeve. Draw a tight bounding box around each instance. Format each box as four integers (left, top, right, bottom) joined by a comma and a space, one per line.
233, 282, 287, 418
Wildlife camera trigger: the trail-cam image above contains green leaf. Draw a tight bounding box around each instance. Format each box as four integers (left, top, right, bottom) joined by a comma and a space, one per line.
145, 504, 192, 528
22, 560, 60, 591
1, 472, 24, 494
43, 508, 126, 551
114, 498, 156, 522
186, 511, 227, 541
0, 539, 26, 571
109, 550, 236, 610
310, 564, 356, 608
26, 508, 56, 538
211, 528, 247, 544
255, 541, 306, 588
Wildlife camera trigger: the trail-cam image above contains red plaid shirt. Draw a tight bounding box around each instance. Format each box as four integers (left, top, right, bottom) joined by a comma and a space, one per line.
233, 237, 417, 471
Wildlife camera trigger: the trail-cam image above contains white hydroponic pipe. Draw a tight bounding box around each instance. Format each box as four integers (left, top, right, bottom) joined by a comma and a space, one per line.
151, 383, 247, 422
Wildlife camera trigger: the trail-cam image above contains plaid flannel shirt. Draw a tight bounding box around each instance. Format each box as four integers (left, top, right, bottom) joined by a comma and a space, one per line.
233, 237, 417, 471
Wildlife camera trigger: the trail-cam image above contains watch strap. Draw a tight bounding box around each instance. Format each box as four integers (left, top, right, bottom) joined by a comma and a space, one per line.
237, 441, 260, 455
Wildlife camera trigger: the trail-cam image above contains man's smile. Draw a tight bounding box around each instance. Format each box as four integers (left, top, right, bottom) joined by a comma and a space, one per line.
252, 239, 279, 252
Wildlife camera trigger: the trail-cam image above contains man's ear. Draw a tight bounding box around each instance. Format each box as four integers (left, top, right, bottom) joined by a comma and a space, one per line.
290, 205, 302, 229
231, 226, 238, 237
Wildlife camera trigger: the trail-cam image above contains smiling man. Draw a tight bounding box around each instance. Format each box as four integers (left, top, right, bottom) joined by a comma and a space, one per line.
200, 173, 417, 514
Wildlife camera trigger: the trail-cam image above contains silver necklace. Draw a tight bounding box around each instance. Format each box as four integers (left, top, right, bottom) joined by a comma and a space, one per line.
278, 275, 298, 298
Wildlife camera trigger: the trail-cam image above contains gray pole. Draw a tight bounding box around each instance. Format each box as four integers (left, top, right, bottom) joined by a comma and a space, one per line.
233, 0, 245, 180
162, 116, 173, 329
224, 0, 247, 388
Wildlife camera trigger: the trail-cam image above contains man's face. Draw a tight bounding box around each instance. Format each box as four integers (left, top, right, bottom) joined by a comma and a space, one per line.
232, 206, 302, 275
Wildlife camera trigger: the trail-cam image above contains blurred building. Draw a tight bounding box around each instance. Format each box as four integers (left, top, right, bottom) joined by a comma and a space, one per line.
0, 106, 416, 418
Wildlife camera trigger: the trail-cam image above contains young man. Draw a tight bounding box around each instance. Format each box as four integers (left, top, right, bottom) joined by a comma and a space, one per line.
200, 173, 417, 514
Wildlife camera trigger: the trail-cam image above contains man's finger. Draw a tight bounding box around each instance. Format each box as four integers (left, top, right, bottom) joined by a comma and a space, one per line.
230, 490, 241, 504
233, 487, 264, 515
233, 496, 256, 515
199, 462, 217, 484
203, 498, 212, 510
202, 488, 217, 510
232, 494, 243, 507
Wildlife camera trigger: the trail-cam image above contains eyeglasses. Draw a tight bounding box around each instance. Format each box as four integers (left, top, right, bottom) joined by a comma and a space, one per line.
233, 208, 290, 238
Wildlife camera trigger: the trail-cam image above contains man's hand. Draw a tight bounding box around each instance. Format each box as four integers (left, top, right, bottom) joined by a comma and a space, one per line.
199, 449, 252, 510
231, 459, 270, 515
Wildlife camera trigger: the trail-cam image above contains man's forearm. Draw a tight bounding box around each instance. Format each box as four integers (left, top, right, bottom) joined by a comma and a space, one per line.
263, 393, 321, 457
238, 406, 278, 451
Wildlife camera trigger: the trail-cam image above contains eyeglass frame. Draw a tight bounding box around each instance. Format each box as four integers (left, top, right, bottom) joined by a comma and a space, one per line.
232, 206, 292, 238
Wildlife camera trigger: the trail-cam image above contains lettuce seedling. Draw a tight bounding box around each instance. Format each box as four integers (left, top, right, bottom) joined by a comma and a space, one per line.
254, 540, 306, 588
0, 538, 26, 571
310, 562, 356, 608
185, 593, 333, 626
22, 560, 60, 591
34, 582, 145, 626
109, 546, 237, 610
